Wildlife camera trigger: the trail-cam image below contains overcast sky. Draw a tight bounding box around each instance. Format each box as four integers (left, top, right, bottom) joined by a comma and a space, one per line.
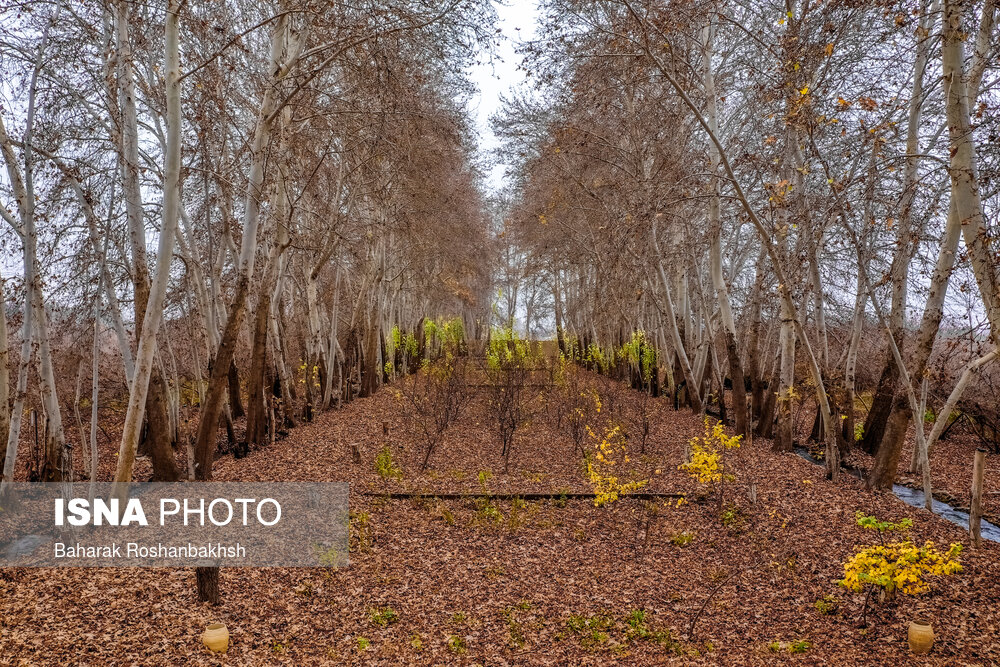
467, 0, 540, 194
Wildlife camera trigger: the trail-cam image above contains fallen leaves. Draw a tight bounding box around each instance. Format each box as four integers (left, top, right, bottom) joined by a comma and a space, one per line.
1, 372, 998, 665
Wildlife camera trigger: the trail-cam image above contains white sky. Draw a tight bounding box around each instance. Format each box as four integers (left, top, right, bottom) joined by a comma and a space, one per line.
466, 0, 540, 193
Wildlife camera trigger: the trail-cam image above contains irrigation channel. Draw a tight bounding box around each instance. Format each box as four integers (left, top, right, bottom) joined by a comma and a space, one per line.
794, 447, 1000, 543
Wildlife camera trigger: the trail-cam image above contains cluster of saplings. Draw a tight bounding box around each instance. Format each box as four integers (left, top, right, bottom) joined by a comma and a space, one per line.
396, 325, 683, 472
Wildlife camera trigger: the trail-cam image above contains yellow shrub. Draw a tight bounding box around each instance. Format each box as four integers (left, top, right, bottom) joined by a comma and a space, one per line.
839, 540, 962, 596
585, 424, 647, 506
682, 443, 722, 484
679, 418, 742, 485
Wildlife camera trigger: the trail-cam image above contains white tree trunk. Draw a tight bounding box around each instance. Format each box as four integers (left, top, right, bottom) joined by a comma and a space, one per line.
942, 0, 1000, 344
113, 0, 183, 485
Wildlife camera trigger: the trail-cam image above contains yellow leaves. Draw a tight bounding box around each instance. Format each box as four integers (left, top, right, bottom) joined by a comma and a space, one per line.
802, 479, 813, 484
839, 540, 962, 596
765, 179, 793, 205
799, 86, 809, 96
777, 385, 800, 403
679, 443, 721, 484
679, 418, 741, 486
586, 423, 648, 506
824, 43, 834, 57
538, 214, 548, 225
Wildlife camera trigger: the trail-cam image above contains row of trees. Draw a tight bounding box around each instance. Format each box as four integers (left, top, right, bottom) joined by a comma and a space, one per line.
0, 0, 496, 497
498, 0, 999, 494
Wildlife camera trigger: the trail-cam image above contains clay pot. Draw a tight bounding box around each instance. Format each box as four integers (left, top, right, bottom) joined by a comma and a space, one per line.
908, 620, 934, 655
202, 623, 229, 653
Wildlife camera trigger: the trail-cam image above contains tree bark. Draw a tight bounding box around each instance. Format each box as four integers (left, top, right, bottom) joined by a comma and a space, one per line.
869, 202, 962, 489
861, 0, 933, 455
246, 290, 271, 450
869, 0, 999, 488
652, 216, 702, 414
227, 363, 245, 419
196, 566, 220, 604
702, 20, 747, 437
113, 0, 183, 485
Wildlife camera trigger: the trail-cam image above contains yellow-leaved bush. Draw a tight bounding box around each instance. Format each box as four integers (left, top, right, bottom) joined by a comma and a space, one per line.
839, 541, 963, 596
679, 417, 742, 485
839, 512, 962, 598
585, 423, 647, 506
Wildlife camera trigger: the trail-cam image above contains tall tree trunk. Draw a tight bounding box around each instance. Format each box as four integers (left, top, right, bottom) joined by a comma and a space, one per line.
194, 280, 251, 479
703, 19, 747, 437
0, 270, 24, 492
861, 0, 934, 455
227, 363, 245, 419
145, 372, 179, 481
860, 363, 898, 454
746, 248, 767, 421
843, 265, 867, 448
361, 322, 381, 398
652, 216, 702, 413
193, 12, 295, 479
0, 17, 68, 482
113, 0, 182, 485
0, 276, 9, 475
943, 0, 1000, 342
869, 202, 962, 488
773, 297, 796, 452
246, 290, 271, 450
870, 0, 999, 488
553, 270, 566, 355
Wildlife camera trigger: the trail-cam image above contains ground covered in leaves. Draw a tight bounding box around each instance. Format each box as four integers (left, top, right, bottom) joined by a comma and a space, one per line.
2, 370, 999, 665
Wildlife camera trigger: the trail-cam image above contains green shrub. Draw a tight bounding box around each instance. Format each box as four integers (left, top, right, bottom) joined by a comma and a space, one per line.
375, 446, 402, 482
368, 607, 398, 627
447, 635, 467, 654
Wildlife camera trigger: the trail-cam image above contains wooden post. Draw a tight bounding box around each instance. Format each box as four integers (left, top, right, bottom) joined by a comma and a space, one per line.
382, 421, 389, 436
970, 448, 986, 548
351, 443, 361, 464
